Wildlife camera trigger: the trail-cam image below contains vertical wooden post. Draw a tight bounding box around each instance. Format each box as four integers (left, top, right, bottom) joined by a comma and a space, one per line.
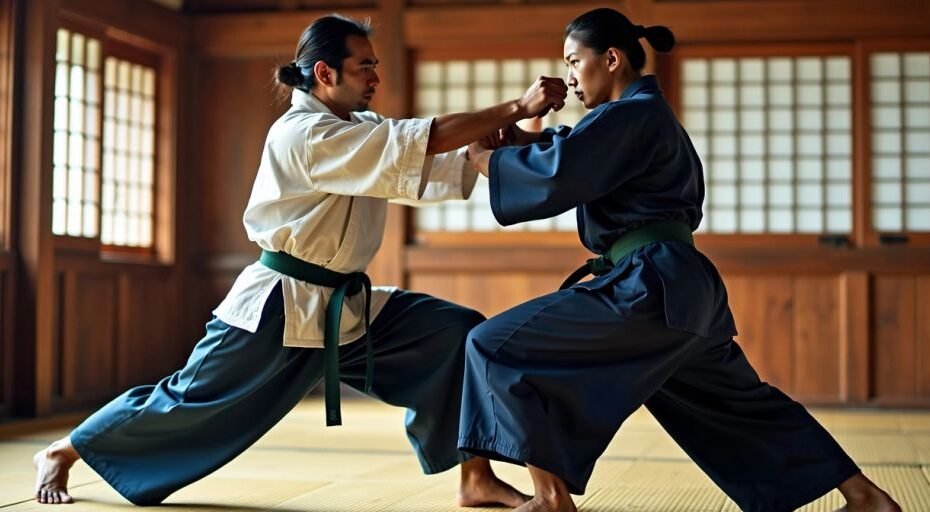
852, 41, 872, 248
16, 0, 58, 415
367, 0, 407, 288
839, 271, 870, 403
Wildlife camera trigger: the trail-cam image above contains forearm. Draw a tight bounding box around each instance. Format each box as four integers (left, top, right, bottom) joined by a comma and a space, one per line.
468, 145, 493, 177
425, 101, 525, 155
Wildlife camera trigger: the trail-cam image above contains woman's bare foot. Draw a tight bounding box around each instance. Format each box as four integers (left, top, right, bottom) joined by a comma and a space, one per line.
33, 437, 80, 505
511, 464, 576, 512
836, 472, 901, 512
456, 457, 531, 508
513, 495, 577, 512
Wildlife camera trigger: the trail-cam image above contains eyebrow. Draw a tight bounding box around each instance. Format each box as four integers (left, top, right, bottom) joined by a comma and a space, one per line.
564, 52, 576, 61
360, 58, 379, 65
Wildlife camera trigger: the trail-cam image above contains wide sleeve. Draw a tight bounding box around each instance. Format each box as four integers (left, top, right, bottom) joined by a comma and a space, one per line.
390, 147, 479, 206
489, 102, 657, 226
537, 125, 573, 143
305, 113, 434, 200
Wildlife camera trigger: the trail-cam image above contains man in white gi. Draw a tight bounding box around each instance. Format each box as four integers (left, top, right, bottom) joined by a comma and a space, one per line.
33, 13, 567, 507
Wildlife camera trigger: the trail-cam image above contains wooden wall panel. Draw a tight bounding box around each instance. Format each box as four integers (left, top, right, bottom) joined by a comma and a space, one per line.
191, 269, 242, 334
0, 260, 8, 416
117, 274, 183, 389
793, 277, 841, 402
918, 277, 930, 398
872, 276, 918, 402
58, 271, 118, 408
868, 275, 930, 405
725, 275, 794, 393
196, 57, 285, 258
409, 272, 567, 317
51, 259, 184, 410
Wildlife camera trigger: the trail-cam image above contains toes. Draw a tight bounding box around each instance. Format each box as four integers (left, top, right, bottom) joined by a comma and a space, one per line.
36, 488, 73, 505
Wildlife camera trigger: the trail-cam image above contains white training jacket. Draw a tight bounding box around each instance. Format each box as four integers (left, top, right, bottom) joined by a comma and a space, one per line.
213, 88, 476, 348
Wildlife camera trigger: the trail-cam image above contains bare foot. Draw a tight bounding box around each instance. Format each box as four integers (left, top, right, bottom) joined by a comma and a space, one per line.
513, 495, 577, 512
514, 464, 577, 512
835, 494, 901, 512
836, 473, 901, 512
457, 457, 530, 508
34, 437, 80, 505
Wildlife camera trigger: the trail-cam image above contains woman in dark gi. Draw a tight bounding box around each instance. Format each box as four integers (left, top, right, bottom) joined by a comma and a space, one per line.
459, 7, 901, 512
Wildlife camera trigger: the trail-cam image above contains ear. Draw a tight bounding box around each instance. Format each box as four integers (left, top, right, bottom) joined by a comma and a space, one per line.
313, 60, 336, 87
606, 47, 625, 73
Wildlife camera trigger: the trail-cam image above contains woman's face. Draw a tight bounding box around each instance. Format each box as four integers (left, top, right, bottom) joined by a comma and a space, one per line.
563, 35, 619, 109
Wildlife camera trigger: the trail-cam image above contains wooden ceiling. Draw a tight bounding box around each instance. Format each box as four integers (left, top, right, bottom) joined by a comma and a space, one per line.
177, 0, 581, 14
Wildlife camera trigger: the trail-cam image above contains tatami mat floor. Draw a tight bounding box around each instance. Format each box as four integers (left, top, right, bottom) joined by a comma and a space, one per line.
2, 398, 929, 511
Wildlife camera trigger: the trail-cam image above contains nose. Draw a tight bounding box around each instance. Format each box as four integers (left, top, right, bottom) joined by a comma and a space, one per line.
370, 69, 381, 86
566, 71, 577, 87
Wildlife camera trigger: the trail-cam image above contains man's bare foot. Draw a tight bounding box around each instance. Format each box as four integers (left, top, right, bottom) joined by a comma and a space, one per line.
836, 473, 901, 512
457, 457, 531, 508
513, 495, 577, 512
34, 437, 80, 505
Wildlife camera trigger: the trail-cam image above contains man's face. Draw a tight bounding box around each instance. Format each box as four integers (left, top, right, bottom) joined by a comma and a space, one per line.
331, 35, 380, 113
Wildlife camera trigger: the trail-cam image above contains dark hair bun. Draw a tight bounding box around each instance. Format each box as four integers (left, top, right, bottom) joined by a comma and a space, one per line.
643, 25, 675, 53
277, 62, 304, 87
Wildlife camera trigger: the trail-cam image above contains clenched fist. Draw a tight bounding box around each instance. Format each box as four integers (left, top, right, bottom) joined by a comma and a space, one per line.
516, 76, 568, 119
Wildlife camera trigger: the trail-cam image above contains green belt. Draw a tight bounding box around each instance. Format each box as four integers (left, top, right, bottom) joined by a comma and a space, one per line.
260, 250, 373, 427
559, 220, 694, 290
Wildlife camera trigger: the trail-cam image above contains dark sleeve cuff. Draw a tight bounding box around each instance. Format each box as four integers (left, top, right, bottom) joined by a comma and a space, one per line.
488, 148, 510, 226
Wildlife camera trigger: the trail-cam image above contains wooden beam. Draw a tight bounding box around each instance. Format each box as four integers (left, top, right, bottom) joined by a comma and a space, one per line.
406, 243, 930, 274
404, 2, 624, 51
192, 9, 376, 57
60, 0, 188, 46
652, 0, 930, 43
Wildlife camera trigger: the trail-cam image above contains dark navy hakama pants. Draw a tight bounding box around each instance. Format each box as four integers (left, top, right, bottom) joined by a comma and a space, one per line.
458, 285, 859, 512
71, 286, 483, 505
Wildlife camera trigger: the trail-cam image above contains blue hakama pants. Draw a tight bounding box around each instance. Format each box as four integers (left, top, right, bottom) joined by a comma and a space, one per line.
71, 286, 483, 505
458, 286, 859, 512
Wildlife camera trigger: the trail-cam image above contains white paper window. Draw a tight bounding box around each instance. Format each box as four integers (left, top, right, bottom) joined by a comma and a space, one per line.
682, 55, 854, 234
871, 52, 930, 232
52, 29, 102, 237
101, 57, 156, 247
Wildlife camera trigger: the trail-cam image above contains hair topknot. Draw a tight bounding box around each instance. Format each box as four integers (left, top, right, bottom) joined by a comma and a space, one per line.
276, 62, 304, 88
641, 25, 675, 53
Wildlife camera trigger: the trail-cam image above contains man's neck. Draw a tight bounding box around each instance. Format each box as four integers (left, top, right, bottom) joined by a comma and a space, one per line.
311, 90, 351, 120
